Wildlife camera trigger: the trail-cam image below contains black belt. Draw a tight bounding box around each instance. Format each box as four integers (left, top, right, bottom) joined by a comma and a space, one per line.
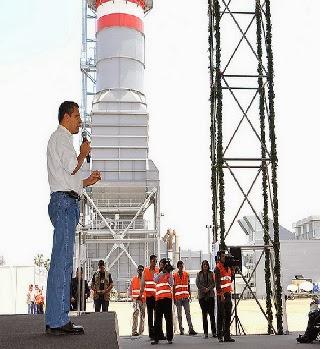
57, 191, 81, 201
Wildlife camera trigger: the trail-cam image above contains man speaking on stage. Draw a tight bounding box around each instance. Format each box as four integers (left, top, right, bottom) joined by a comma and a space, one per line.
45, 101, 101, 335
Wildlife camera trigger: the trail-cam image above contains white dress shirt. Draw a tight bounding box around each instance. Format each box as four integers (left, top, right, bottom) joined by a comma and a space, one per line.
47, 125, 83, 195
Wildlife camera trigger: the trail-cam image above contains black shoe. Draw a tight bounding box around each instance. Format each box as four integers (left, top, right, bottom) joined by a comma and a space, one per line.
212, 333, 217, 338
204, 333, 208, 339
189, 329, 197, 336
296, 335, 311, 343
224, 337, 235, 342
180, 331, 185, 335
46, 322, 84, 336
132, 332, 139, 337
167, 340, 173, 344
218, 337, 224, 342
151, 341, 159, 345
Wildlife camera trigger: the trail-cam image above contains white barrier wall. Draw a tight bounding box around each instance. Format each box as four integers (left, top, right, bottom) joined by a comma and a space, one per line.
0, 266, 47, 315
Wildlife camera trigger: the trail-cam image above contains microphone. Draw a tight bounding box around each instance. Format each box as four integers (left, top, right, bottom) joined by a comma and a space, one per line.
82, 131, 91, 164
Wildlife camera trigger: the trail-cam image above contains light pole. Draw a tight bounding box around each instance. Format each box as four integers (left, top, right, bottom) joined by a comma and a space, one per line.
206, 224, 212, 264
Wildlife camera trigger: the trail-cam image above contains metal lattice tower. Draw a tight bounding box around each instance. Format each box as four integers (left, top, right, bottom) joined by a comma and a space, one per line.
77, 0, 160, 294
209, 0, 283, 334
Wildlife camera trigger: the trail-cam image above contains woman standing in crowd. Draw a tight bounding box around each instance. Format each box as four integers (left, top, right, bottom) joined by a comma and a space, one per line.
196, 260, 216, 338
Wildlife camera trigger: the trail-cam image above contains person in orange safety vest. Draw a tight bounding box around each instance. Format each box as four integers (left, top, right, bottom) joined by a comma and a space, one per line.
139, 255, 165, 340
129, 265, 146, 336
214, 250, 235, 343
173, 261, 197, 336
151, 258, 174, 345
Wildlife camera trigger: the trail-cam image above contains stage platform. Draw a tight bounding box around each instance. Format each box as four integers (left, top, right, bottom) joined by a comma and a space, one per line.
119, 333, 313, 349
0, 312, 119, 349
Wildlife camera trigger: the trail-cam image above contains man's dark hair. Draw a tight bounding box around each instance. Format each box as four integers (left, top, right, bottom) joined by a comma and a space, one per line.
177, 260, 184, 268
138, 265, 144, 271
58, 101, 79, 123
98, 260, 105, 267
149, 254, 157, 261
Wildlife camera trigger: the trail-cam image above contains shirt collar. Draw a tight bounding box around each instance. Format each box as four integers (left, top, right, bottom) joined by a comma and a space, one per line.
58, 124, 72, 137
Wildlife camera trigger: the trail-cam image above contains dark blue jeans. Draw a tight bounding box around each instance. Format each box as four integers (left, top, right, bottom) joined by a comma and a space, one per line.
45, 192, 80, 328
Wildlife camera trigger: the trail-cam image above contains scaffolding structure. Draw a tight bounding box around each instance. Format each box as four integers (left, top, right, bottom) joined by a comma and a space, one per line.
209, 0, 284, 334
76, 0, 160, 295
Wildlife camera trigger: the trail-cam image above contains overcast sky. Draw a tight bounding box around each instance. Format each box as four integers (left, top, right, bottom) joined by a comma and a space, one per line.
0, 0, 319, 265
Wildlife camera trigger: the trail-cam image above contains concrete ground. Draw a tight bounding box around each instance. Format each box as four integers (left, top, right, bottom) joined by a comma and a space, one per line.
119, 333, 315, 349
104, 298, 311, 336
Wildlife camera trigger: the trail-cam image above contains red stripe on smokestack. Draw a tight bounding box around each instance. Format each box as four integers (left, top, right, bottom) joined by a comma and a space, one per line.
96, 0, 145, 10
97, 13, 144, 33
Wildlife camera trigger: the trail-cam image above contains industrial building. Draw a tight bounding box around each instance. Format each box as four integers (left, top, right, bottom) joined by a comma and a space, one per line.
293, 216, 320, 240
238, 215, 320, 298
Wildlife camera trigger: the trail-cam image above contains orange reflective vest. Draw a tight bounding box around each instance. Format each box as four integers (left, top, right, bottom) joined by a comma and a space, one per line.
131, 276, 145, 302
35, 294, 44, 305
216, 261, 232, 295
144, 267, 159, 298
173, 271, 190, 300
155, 273, 172, 301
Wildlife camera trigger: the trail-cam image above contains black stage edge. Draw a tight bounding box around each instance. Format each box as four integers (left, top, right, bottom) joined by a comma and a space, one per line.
0, 312, 119, 349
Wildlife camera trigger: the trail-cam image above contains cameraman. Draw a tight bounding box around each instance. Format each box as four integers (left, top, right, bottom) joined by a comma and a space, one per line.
151, 258, 174, 345
214, 250, 235, 343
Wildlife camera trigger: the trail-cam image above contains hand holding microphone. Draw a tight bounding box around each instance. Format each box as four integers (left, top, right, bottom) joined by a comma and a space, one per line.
81, 132, 91, 163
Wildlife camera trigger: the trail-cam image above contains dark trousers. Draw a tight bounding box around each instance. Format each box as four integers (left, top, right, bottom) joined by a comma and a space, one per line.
199, 297, 216, 335
37, 304, 44, 314
146, 296, 164, 338
217, 292, 232, 339
71, 299, 87, 311
154, 298, 173, 341
94, 297, 109, 312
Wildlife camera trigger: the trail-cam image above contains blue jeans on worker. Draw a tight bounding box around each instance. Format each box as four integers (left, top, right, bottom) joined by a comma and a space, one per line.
45, 192, 80, 328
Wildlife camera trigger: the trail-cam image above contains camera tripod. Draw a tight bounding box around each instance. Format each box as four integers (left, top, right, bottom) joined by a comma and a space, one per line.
231, 268, 246, 336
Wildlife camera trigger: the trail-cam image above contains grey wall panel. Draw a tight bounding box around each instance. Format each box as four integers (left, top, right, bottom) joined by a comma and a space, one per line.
91, 126, 147, 136
91, 126, 120, 135
120, 149, 147, 158
119, 127, 148, 136
96, 58, 144, 93
92, 148, 119, 158
91, 160, 110, 171
254, 240, 320, 298
120, 160, 146, 171
92, 160, 147, 172
91, 114, 148, 126
92, 136, 147, 147
93, 101, 147, 113
97, 27, 144, 64
100, 102, 145, 112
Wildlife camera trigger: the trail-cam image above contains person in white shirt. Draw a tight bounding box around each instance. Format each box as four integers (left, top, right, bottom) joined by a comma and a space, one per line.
45, 101, 101, 336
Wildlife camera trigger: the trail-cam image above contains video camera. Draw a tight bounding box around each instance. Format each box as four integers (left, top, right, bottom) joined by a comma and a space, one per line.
224, 254, 240, 268
161, 258, 174, 273
216, 249, 241, 270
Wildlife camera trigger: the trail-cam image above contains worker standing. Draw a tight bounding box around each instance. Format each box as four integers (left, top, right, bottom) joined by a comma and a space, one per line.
173, 261, 197, 336
130, 265, 146, 336
215, 250, 235, 343
151, 258, 174, 345
140, 255, 164, 340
